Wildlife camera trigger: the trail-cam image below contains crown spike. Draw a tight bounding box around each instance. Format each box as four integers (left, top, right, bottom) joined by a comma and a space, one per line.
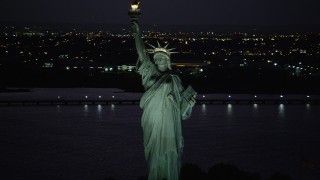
146, 41, 178, 57
146, 43, 156, 49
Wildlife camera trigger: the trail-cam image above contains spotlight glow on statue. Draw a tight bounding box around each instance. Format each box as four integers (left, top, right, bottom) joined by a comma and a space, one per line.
129, 1, 196, 179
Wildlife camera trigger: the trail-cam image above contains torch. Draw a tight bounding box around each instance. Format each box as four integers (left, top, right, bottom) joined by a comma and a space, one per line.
128, 0, 141, 21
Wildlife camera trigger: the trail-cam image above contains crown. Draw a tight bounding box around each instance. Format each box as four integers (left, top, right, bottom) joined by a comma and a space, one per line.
147, 41, 179, 58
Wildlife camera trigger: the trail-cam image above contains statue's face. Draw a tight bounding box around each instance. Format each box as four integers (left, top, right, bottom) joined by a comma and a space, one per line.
154, 55, 169, 72
155, 56, 167, 65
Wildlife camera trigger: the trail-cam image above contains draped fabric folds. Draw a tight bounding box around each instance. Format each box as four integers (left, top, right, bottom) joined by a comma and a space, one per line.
137, 58, 184, 180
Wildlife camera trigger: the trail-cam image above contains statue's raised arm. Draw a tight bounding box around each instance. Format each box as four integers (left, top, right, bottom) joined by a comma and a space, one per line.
128, 0, 149, 63
131, 21, 149, 62
129, 1, 159, 89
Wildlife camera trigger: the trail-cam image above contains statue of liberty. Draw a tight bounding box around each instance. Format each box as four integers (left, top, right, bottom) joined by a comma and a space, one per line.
129, 1, 196, 179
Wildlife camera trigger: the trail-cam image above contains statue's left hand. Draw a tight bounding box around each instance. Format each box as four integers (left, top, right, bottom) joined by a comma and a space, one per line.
188, 96, 196, 107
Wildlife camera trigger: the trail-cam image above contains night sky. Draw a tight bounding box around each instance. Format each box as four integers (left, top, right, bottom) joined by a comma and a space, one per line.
1, 0, 320, 26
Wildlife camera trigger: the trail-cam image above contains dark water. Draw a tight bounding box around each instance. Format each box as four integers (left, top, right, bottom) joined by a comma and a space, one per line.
0, 104, 319, 180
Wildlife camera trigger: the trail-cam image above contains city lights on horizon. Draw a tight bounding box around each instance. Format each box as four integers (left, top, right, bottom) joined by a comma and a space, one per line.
1, 25, 320, 90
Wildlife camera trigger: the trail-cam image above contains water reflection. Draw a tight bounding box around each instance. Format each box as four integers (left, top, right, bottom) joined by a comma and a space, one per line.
96, 105, 103, 120
305, 104, 311, 116
227, 104, 233, 117
278, 104, 285, 118
97, 105, 103, 113
111, 104, 116, 111
56, 105, 61, 113
306, 104, 310, 111
1, 103, 320, 180
83, 105, 89, 116
201, 104, 207, 113
84, 104, 89, 111
252, 104, 259, 116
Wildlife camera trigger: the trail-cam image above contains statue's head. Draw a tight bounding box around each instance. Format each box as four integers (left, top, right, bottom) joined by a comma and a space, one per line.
148, 41, 178, 72
154, 52, 171, 72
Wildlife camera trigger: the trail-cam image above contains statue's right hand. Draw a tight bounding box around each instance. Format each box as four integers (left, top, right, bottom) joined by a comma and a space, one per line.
131, 21, 140, 35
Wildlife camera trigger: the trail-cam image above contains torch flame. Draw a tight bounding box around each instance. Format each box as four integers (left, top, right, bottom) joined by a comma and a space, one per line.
131, 0, 140, 11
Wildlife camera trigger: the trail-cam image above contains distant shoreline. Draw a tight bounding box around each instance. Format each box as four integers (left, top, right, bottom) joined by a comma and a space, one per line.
0, 88, 30, 93
1, 87, 319, 95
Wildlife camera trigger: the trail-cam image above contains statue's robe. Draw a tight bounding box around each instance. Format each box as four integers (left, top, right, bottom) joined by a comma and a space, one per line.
137, 58, 190, 180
